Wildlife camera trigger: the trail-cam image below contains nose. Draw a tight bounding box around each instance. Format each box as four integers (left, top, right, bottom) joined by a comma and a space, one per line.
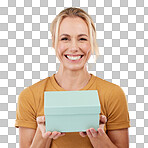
69, 38, 79, 51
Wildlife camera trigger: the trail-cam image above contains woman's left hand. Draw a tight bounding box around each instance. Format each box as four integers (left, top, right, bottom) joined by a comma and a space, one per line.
79, 115, 107, 147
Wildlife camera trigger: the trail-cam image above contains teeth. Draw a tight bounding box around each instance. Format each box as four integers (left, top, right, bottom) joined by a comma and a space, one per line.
67, 55, 81, 60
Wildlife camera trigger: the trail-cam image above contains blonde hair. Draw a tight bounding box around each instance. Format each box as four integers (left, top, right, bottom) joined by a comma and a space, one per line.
50, 7, 99, 61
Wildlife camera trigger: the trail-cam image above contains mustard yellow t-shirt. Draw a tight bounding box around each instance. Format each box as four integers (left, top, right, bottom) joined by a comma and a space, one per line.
15, 74, 130, 148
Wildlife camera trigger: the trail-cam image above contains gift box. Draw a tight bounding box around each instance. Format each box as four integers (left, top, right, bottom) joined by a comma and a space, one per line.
44, 90, 100, 132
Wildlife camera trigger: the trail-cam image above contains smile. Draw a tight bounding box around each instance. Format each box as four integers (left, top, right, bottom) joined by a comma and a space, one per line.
65, 55, 84, 61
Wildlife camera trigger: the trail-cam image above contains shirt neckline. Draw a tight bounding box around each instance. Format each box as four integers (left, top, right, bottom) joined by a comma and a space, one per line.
50, 73, 96, 91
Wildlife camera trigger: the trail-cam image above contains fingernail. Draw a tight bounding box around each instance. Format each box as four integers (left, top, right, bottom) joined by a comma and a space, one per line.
62, 132, 66, 135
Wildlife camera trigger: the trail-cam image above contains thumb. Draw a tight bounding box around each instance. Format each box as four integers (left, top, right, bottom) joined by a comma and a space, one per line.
100, 115, 107, 124
36, 116, 45, 124
99, 122, 105, 129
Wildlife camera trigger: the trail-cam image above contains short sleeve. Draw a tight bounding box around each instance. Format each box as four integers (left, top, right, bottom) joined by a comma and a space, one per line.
106, 85, 130, 130
15, 87, 37, 129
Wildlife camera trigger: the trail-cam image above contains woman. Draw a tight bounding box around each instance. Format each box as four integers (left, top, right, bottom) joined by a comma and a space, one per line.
15, 7, 130, 148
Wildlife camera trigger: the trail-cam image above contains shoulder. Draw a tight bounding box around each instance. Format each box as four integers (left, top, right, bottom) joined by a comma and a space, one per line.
18, 76, 50, 102
94, 75, 126, 103
29, 76, 49, 91
94, 75, 121, 92
23, 76, 50, 95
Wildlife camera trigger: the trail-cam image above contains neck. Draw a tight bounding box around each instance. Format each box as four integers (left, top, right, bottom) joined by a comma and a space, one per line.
55, 64, 91, 91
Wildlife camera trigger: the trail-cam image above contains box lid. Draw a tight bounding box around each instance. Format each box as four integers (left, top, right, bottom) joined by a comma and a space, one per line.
44, 90, 100, 115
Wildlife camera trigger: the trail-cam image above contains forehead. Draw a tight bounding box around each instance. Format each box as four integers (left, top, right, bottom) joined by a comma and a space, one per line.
59, 17, 89, 35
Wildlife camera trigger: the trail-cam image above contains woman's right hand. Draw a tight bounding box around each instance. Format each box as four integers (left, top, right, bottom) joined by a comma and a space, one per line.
36, 116, 66, 140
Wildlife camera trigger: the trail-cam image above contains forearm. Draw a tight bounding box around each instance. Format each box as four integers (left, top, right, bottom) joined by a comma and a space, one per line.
92, 134, 117, 148
30, 127, 52, 148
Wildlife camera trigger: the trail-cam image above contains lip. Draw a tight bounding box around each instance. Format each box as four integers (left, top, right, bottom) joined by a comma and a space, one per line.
64, 54, 84, 63
64, 54, 84, 57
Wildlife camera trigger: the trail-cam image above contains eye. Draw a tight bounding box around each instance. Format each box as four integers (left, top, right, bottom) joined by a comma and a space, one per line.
61, 37, 68, 41
80, 38, 87, 41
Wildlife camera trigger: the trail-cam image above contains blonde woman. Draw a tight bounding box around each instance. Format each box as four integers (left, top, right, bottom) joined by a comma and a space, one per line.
15, 7, 130, 148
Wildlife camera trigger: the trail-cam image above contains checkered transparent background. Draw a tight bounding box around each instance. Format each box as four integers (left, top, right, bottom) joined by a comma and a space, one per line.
0, 0, 148, 147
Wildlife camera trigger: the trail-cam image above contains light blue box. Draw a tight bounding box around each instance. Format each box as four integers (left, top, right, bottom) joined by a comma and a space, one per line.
44, 90, 100, 132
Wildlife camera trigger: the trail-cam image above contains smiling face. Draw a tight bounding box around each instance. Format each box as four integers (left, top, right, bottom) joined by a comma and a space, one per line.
56, 17, 91, 71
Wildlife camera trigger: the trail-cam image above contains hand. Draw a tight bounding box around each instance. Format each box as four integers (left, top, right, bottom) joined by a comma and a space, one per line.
79, 115, 107, 138
79, 115, 107, 147
36, 116, 66, 139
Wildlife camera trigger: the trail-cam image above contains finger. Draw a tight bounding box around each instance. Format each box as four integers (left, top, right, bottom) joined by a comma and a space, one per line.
38, 124, 46, 134
53, 132, 61, 139
36, 116, 45, 124
51, 132, 66, 139
97, 128, 105, 136
79, 132, 87, 137
60, 133, 66, 137
53, 132, 66, 139
38, 124, 51, 138
99, 123, 105, 130
90, 128, 98, 137
49, 131, 59, 139
43, 131, 52, 139
100, 115, 106, 122
86, 129, 93, 138
100, 115, 107, 124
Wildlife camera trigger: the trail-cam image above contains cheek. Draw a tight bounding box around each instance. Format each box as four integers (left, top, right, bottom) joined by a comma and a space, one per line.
57, 43, 68, 55
57, 42, 91, 55
80, 43, 91, 54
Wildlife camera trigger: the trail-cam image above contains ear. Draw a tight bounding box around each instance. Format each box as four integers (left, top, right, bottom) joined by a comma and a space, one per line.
51, 38, 55, 49
51, 37, 54, 48
51, 35, 55, 49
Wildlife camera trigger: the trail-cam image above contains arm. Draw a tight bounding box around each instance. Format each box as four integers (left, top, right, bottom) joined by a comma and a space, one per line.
30, 127, 52, 148
19, 127, 36, 148
16, 88, 65, 147
19, 127, 52, 148
86, 128, 129, 148
19, 116, 65, 148
80, 115, 129, 148
107, 128, 129, 148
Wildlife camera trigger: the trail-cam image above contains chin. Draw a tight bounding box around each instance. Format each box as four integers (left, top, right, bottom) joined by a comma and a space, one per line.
64, 64, 85, 71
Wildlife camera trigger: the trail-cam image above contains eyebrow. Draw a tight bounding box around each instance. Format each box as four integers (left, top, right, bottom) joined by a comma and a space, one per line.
60, 34, 88, 37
